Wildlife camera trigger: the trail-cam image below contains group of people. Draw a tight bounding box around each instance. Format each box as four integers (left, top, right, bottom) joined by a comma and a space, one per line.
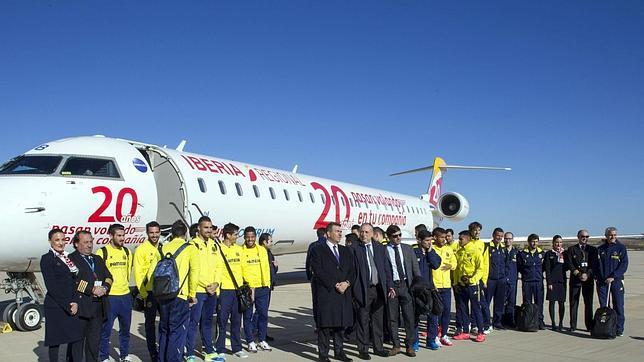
41, 217, 277, 362
40, 219, 629, 362
305, 222, 629, 361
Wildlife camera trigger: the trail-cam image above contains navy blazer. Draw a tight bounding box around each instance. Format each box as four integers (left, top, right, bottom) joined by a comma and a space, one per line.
352, 241, 393, 307
68, 250, 112, 320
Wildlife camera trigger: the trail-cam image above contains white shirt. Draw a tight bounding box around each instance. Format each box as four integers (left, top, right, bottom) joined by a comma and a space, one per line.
387, 243, 406, 281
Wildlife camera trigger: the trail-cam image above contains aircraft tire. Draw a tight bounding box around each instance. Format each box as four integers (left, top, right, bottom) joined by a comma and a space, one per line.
15, 302, 43, 332
2, 302, 19, 331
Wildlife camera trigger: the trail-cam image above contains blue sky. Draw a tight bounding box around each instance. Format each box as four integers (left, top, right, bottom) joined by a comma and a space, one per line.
1, 1, 643, 237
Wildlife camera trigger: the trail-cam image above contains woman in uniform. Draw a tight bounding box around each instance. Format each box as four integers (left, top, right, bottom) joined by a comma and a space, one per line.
544, 235, 567, 331
40, 228, 83, 361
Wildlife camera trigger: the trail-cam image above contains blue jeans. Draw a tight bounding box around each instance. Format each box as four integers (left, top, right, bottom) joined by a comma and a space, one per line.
186, 292, 218, 356
245, 287, 270, 342
100, 294, 132, 360
217, 290, 242, 353
144, 293, 161, 362
159, 298, 190, 362
429, 288, 452, 340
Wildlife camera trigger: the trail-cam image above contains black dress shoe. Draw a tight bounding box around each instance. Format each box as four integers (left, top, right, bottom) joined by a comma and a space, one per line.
374, 350, 389, 357
319, 357, 331, 362
569, 327, 576, 332
358, 352, 371, 360
335, 353, 353, 362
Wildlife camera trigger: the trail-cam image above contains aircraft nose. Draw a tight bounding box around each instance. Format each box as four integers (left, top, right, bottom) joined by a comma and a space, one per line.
0, 178, 50, 270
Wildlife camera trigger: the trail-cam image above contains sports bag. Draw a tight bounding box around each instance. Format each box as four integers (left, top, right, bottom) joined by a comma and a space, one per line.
516, 302, 539, 332
591, 282, 617, 339
152, 243, 189, 301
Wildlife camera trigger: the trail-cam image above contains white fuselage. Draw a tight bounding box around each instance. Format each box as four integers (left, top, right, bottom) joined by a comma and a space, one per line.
0, 136, 438, 272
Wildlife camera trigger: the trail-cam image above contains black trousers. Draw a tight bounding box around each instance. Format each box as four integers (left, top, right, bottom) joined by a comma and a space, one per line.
388, 281, 414, 348
569, 280, 594, 330
318, 327, 345, 358
69, 303, 103, 362
356, 285, 385, 353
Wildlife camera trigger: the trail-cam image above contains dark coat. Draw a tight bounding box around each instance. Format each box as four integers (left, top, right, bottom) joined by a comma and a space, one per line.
566, 243, 596, 284
310, 242, 356, 328
352, 241, 392, 307
544, 250, 567, 284
40, 251, 82, 346
68, 250, 112, 320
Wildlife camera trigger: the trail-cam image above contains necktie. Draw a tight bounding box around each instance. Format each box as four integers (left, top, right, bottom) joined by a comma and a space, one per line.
333, 245, 340, 263
84, 255, 95, 271
367, 244, 379, 286
394, 245, 405, 281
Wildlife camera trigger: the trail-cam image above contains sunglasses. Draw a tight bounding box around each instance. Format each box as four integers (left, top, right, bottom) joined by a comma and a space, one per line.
390, 233, 402, 238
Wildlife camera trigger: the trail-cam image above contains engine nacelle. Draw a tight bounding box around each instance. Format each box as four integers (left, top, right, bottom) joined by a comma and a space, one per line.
437, 192, 470, 222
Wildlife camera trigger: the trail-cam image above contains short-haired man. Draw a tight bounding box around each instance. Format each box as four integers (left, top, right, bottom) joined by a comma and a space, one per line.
565, 229, 596, 332
413, 229, 442, 351
310, 222, 356, 362
468, 221, 491, 334
133, 221, 163, 362
216, 223, 248, 358
518, 234, 546, 330
487, 227, 508, 330
185, 216, 221, 362
430, 227, 456, 348
306, 228, 327, 330
241, 226, 273, 353
502, 232, 519, 328
69, 231, 112, 362
595, 227, 628, 337
373, 227, 386, 245
158, 220, 199, 362
99, 224, 134, 362
351, 224, 361, 236
385, 225, 421, 357
258, 233, 277, 342
453, 230, 486, 343
352, 223, 392, 359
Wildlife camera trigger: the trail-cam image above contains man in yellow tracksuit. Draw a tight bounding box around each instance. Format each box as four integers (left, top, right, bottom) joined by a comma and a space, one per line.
99, 224, 134, 362
158, 221, 199, 362
133, 221, 163, 362
241, 226, 272, 353
432, 227, 457, 347
453, 230, 486, 343
185, 216, 221, 362
469, 221, 492, 334
215, 223, 248, 358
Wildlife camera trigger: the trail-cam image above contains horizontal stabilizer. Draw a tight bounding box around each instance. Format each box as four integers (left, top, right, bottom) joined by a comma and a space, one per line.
390, 164, 511, 176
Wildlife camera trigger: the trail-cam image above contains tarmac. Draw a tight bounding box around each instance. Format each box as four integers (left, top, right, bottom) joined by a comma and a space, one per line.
1, 251, 643, 362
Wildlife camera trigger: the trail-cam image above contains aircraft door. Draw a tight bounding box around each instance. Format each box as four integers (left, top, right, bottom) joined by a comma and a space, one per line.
140, 148, 189, 229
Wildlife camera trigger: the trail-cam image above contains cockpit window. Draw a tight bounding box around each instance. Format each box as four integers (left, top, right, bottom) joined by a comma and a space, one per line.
0, 155, 62, 175
61, 157, 121, 178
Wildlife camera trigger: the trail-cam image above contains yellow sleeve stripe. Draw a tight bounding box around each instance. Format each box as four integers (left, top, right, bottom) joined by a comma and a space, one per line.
77, 280, 88, 293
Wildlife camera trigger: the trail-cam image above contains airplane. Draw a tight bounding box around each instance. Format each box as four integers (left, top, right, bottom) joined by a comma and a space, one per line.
0, 135, 510, 332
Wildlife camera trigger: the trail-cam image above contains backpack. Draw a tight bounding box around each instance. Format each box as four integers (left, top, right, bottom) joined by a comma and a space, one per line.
151, 243, 189, 301
591, 283, 617, 339
99, 245, 130, 263
516, 302, 539, 332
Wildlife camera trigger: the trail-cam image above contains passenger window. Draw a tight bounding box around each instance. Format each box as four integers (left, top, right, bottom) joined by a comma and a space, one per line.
253, 185, 260, 198
218, 181, 227, 194
310, 192, 315, 203
198, 178, 207, 193
284, 189, 290, 201
269, 187, 276, 200
349, 198, 354, 207
341, 197, 345, 207
235, 182, 243, 196
320, 194, 325, 203
297, 191, 303, 202
61, 157, 120, 178
331, 196, 335, 205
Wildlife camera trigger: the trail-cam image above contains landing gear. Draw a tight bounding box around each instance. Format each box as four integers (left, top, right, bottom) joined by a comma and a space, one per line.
1, 272, 45, 331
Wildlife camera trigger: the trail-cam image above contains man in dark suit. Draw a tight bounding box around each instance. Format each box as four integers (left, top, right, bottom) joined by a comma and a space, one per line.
352, 223, 392, 360
69, 231, 112, 362
385, 225, 421, 357
566, 229, 596, 332
310, 222, 356, 362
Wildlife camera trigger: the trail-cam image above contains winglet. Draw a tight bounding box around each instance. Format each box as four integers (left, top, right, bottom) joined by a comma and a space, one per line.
292, 164, 299, 173
176, 140, 187, 152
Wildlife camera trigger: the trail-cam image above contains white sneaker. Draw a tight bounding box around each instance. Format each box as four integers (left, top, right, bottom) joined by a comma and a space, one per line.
434, 336, 442, 347
234, 351, 249, 358
483, 326, 493, 335
258, 341, 272, 351
471, 326, 478, 334
248, 342, 258, 353
120, 357, 133, 362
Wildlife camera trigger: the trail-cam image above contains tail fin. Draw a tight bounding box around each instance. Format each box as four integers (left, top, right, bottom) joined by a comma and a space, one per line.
390, 157, 511, 207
